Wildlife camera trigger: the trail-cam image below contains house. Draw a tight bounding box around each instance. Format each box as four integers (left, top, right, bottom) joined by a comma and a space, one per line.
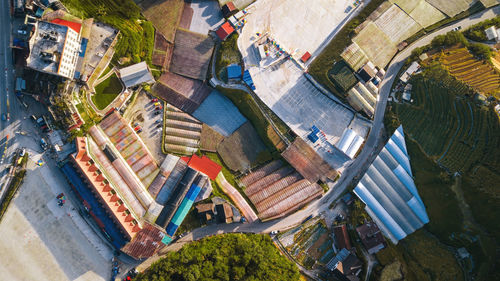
485, 26, 498, 41
215, 203, 233, 223
221, 2, 237, 18
118, 62, 155, 88
356, 222, 386, 254
196, 203, 215, 224
336, 253, 362, 280
333, 224, 352, 250
216, 22, 235, 41
357, 62, 377, 83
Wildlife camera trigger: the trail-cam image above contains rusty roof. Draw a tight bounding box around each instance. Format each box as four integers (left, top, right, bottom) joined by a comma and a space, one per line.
281, 138, 338, 182
121, 222, 166, 259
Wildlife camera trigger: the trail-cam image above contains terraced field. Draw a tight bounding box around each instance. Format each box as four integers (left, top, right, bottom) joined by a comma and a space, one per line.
395, 67, 499, 173
441, 47, 500, 98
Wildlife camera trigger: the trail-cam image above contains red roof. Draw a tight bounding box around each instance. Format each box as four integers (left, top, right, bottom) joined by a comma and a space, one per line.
51, 18, 81, 33
187, 155, 222, 180
300, 51, 311, 63
216, 22, 235, 40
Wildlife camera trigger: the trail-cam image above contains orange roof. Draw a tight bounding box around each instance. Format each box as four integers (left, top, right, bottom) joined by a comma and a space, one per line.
216, 22, 235, 40
51, 18, 82, 33
187, 155, 221, 180
300, 52, 311, 63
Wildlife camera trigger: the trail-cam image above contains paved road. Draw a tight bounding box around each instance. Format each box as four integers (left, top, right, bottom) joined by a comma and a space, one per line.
0, 0, 18, 199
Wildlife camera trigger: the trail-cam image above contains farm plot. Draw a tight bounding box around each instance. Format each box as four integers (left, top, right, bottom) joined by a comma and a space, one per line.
152, 32, 173, 70
395, 67, 499, 173
441, 47, 500, 98
139, 0, 184, 43
280, 220, 334, 269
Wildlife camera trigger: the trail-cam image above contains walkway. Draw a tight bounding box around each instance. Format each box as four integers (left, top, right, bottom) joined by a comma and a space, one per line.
216, 173, 258, 223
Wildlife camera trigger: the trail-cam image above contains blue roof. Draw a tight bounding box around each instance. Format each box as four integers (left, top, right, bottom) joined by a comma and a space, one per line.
353, 125, 428, 244
79, 38, 88, 58
165, 183, 202, 236
61, 163, 128, 249
307, 132, 319, 143
227, 64, 242, 79
243, 70, 255, 90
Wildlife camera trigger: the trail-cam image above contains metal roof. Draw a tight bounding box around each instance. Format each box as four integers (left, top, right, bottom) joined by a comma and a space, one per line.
119, 62, 155, 88
353, 125, 429, 243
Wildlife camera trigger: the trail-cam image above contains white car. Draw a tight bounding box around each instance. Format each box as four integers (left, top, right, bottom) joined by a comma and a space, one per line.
17, 29, 27, 35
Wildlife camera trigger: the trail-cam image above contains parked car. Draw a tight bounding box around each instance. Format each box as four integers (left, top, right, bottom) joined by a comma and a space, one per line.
151, 98, 158, 102
17, 29, 27, 35
136, 129, 143, 133
1, 113, 6, 121
40, 138, 48, 151
134, 126, 141, 131
154, 119, 161, 124
154, 111, 161, 115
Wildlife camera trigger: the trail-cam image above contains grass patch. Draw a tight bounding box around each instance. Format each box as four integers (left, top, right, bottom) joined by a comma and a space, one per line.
215, 33, 242, 80
61, 0, 155, 64
92, 73, 123, 110
140, 0, 184, 43
0, 169, 27, 223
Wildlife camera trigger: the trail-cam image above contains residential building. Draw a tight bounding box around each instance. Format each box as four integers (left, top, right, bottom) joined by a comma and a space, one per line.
27, 20, 81, 79
356, 222, 386, 254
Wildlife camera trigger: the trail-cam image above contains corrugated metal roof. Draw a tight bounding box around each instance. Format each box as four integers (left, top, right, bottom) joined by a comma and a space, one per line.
353, 125, 428, 244
119, 62, 155, 88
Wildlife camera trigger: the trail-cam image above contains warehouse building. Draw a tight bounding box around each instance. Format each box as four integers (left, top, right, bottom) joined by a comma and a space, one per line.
335, 128, 365, 159
118, 61, 155, 88
241, 159, 323, 220
353, 126, 429, 243
61, 112, 220, 258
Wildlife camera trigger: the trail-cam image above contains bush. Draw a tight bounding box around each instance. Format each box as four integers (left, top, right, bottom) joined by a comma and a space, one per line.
431, 31, 468, 49
464, 16, 500, 42
468, 42, 492, 60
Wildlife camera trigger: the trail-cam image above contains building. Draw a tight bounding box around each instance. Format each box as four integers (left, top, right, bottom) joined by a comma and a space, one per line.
354, 125, 429, 244
357, 62, 377, 83
216, 22, 235, 41
196, 203, 215, 224
221, 2, 237, 18
300, 52, 312, 63
27, 20, 81, 79
60, 111, 222, 258
118, 61, 155, 88
326, 247, 362, 280
336, 128, 365, 159
485, 26, 498, 41
400, 61, 420, 83
333, 224, 352, 250
356, 223, 386, 254
215, 203, 234, 224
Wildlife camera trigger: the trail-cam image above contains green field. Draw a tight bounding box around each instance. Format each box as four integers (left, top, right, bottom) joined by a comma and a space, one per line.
393, 66, 498, 174
385, 65, 500, 279
61, 0, 154, 64
92, 73, 123, 110
215, 34, 242, 81
328, 60, 358, 93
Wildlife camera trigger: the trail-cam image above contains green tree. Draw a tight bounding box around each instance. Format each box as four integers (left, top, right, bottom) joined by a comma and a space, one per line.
468, 43, 492, 60
136, 234, 300, 281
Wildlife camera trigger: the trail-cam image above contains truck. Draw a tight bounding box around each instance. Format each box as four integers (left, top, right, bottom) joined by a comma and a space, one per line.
40, 138, 48, 151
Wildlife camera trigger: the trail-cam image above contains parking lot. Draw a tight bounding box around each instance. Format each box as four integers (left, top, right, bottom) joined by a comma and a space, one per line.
124, 90, 165, 163
0, 152, 112, 281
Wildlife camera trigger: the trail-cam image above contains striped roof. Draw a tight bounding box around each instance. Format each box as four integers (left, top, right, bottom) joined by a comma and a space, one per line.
353, 125, 429, 243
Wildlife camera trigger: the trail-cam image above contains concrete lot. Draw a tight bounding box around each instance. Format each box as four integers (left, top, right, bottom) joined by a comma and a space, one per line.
246, 0, 354, 60
185, 0, 224, 35
83, 23, 117, 81
124, 90, 165, 164
0, 154, 112, 281
237, 0, 372, 171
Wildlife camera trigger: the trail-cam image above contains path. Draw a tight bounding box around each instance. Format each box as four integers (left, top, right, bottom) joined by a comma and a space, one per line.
216, 173, 258, 223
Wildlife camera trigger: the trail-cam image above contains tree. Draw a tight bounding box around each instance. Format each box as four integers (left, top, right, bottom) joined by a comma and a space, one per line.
136, 234, 300, 281
467, 43, 492, 60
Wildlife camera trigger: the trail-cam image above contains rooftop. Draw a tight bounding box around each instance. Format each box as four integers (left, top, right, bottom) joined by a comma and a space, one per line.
118, 61, 155, 88
353, 126, 429, 243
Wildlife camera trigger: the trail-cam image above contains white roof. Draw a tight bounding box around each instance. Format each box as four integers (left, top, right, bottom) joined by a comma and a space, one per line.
119, 62, 155, 88
353, 125, 429, 244
485, 26, 498, 40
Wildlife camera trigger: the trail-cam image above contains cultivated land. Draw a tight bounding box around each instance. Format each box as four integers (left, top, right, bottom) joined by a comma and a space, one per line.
138, 0, 184, 43
440, 47, 500, 98
385, 64, 500, 279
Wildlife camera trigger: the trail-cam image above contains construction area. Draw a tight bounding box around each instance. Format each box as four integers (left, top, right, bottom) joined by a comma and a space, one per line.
241, 160, 323, 220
